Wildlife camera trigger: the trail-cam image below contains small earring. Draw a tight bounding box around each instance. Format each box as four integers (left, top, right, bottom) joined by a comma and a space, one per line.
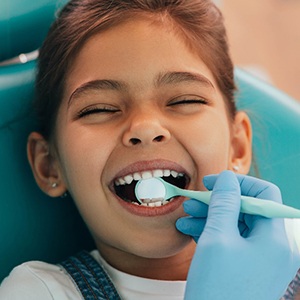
51, 182, 58, 188
233, 165, 240, 172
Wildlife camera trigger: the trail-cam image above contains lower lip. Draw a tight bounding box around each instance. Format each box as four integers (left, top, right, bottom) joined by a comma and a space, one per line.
116, 196, 186, 217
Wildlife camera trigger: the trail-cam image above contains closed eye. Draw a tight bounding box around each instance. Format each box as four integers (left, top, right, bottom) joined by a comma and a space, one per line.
77, 104, 120, 118
167, 99, 208, 106
166, 96, 209, 115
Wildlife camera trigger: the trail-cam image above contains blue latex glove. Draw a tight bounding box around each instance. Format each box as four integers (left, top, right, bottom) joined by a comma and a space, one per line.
176, 170, 300, 300
176, 174, 252, 241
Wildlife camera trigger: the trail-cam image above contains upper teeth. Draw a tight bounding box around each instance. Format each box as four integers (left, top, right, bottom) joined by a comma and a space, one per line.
115, 169, 184, 186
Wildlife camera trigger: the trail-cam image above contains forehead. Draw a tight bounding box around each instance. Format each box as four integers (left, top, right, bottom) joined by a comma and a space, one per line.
64, 16, 220, 98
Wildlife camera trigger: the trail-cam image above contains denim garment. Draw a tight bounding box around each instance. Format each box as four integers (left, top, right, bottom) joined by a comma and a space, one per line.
59, 251, 121, 300
282, 269, 300, 300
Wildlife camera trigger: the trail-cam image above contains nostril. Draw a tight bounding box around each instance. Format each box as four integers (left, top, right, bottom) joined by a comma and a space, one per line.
153, 135, 164, 142
130, 138, 141, 145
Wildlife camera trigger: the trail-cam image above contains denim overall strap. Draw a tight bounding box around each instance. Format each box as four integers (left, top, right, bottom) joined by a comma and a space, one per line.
59, 251, 121, 300
282, 269, 300, 300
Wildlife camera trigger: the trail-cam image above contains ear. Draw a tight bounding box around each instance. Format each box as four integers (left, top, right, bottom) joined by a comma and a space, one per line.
229, 111, 252, 174
27, 132, 67, 197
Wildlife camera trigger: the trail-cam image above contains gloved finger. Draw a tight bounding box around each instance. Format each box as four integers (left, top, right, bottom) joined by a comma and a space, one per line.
205, 174, 282, 204
207, 180, 249, 236
176, 216, 206, 242
178, 208, 249, 238
202, 173, 218, 191
182, 199, 208, 218
204, 170, 241, 234
237, 174, 282, 203
236, 175, 285, 236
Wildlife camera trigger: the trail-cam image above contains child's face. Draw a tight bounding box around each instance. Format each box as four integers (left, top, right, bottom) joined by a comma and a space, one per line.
33, 17, 251, 267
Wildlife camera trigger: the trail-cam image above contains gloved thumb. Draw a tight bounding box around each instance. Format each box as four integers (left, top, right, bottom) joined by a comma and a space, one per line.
203, 170, 241, 235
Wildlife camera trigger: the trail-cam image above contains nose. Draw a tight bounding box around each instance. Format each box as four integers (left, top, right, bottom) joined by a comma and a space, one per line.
122, 112, 171, 147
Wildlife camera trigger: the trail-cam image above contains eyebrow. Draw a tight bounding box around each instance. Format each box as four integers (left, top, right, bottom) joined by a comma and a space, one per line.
68, 71, 214, 107
68, 79, 127, 107
155, 71, 214, 89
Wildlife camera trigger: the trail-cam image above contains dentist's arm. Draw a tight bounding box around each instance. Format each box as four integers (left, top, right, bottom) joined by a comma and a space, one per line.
177, 171, 300, 300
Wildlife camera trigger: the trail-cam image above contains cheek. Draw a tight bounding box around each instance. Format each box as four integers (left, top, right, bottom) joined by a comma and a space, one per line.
176, 114, 232, 174
56, 125, 116, 192
54, 126, 120, 233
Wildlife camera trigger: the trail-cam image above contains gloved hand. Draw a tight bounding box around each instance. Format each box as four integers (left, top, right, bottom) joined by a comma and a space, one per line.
176, 173, 253, 241
176, 170, 300, 300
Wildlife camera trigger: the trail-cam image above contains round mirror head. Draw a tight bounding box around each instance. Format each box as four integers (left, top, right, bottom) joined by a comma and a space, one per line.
135, 177, 166, 204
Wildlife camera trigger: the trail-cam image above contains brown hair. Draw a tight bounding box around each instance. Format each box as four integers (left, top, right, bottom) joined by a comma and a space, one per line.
36, 0, 236, 140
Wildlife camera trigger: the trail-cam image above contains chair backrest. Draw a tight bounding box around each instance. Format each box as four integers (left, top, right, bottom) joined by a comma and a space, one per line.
1, 63, 300, 282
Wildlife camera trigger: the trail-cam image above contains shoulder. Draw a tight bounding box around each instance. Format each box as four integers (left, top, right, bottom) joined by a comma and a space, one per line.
0, 260, 82, 300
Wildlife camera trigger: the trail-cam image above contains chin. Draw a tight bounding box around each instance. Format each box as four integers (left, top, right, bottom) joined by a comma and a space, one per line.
130, 228, 195, 259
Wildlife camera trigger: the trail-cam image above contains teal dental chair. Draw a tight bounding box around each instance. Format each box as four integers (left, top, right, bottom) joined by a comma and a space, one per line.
0, 0, 67, 64
1, 59, 300, 282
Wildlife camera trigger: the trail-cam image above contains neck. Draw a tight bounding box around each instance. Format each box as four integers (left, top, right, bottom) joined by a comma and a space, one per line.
96, 241, 196, 280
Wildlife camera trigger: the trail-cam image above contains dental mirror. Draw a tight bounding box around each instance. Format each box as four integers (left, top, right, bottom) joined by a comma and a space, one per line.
135, 177, 300, 218
135, 177, 167, 201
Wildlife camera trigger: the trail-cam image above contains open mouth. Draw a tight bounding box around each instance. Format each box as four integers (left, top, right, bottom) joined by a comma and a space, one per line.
114, 169, 188, 207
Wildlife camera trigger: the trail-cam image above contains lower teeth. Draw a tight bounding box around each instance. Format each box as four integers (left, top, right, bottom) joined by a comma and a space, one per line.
131, 198, 173, 207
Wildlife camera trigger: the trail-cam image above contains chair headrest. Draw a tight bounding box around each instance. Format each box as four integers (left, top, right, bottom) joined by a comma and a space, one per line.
0, 0, 67, 62
235, 68, 300, 209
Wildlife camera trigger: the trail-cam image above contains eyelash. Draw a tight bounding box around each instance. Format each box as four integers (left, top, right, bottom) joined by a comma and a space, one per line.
167, 98, 208, 106
77, 105, 119, 118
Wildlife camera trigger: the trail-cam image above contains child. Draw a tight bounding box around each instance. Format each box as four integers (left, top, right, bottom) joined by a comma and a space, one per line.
1, 0, 299, 299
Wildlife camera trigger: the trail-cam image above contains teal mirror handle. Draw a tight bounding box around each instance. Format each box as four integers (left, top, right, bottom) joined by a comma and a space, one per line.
175, 188, 300, 219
